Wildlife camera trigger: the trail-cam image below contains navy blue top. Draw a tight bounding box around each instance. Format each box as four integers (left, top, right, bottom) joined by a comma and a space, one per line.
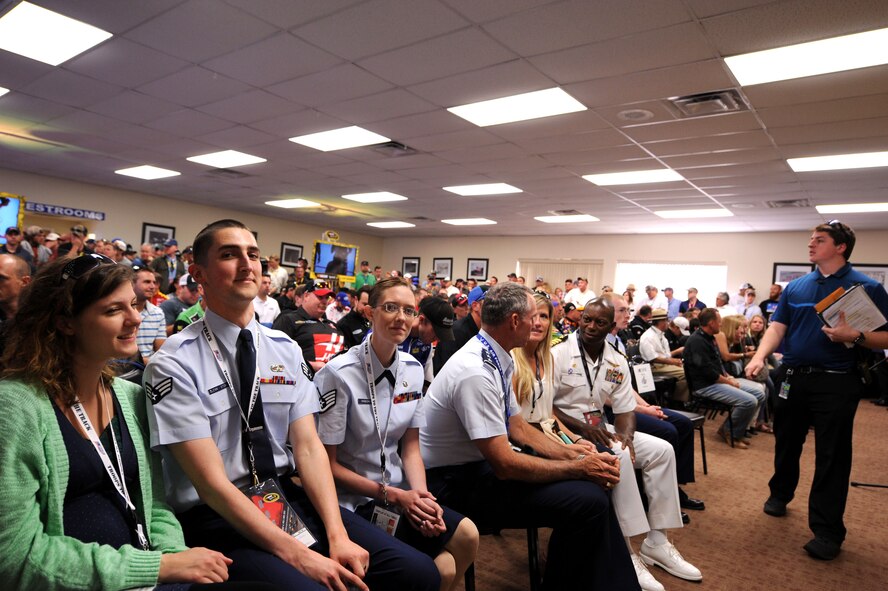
54, 390, 142, 549
771, 262, 888, 369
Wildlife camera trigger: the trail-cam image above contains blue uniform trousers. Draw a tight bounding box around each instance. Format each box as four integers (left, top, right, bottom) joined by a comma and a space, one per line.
177, 479, 440, 591
426, 460, 640, 591
635, 409, 695, 484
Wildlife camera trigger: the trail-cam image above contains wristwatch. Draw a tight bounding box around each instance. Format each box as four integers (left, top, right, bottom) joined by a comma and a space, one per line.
853, 331, 866, 346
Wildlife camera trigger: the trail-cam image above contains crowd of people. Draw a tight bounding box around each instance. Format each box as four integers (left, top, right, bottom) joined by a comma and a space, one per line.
0, 218, 885, 590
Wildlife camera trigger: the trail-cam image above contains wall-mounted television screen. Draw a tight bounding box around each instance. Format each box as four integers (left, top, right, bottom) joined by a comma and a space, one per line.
312, 240, 358, 279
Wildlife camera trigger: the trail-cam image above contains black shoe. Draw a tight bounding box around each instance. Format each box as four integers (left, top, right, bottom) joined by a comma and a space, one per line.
804, 537, 841, 560
678, 488, 705, 511
763, 497, 787, 517
681, 511, 690, 524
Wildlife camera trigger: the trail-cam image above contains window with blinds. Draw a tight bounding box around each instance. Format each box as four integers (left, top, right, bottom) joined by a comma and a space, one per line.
517, 259, 604, 294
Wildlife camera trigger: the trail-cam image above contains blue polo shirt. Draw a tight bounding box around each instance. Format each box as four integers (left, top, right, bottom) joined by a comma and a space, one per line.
771, 262, 888, 370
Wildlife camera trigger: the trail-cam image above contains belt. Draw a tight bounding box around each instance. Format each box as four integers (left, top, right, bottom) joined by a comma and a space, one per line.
791, 365, 852, 375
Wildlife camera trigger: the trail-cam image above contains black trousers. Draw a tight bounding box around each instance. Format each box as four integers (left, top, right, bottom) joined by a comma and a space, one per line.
426, 460, 640, 591
769, 370, 861, 544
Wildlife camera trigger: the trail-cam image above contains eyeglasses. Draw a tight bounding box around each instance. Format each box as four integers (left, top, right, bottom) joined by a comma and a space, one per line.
378, 302, 419, 318
61, 253, 116, 282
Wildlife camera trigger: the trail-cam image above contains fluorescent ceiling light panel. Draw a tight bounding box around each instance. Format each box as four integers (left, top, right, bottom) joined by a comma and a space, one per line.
654, 209, 733, 219
725, 27, 888, 86
367, 221, 416, 229
535, 214, 600, 223
0, 2, 112, 66
583, 169, 684, 186
787, 151, 888, 172
448, 88, 586, 127
114, 165, 180, 180
443, 183, 522, 196
441, 218, 497, 226
289, 126, 390, 151
186, 150, 266, 168
816, 202, 888, 214
265, 198, 321, 208
341, 192, 407, 203
0, 87, 9, 98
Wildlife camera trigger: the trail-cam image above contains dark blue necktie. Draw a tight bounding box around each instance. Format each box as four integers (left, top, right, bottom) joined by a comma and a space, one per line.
236, 329, 277, 481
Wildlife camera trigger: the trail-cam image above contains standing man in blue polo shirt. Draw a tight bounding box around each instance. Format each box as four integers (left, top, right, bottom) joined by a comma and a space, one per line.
747, 220, 888, 560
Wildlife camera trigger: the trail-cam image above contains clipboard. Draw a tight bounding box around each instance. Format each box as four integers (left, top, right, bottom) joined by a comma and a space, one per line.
815, 284, 887, 348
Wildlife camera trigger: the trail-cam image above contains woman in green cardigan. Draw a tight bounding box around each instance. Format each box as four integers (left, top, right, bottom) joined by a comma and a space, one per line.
0, 254, 275, 591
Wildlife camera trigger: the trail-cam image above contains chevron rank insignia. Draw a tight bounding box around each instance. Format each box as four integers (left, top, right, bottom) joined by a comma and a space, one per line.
319, 388, 337, 413
146, 377, 173, 405
302, 362, 314, 381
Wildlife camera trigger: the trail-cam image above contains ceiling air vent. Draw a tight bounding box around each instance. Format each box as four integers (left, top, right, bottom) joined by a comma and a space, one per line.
205, 168, 250, 179
766, 198, 811, 209
549, 209, 584, 216
410, 216, 433, 221
369, 141, 418, 157
666, 89, 749, 118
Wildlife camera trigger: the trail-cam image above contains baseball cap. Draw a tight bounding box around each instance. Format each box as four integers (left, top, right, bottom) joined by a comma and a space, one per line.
467, 284, 489, 305
182, 246, 193, 255
419, 297, 455, 342
651, 308, 668, 322
70, 224, 88, 237
562, 302, 577, 314
336, 292, 351, 307
672, 316, 691, 336
305, 279, 332, 298
450, 293, 468, 307
164, 239, 178, 247
535, 276, 544, 282
45, 232, 60, 241
5, 226, 20, 235
111, 239, 127, 252
740, 282, 754, 290
361, 260, 369, 265
178, 273, 197, 289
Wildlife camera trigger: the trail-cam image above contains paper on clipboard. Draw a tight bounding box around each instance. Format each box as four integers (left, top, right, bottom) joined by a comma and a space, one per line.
815, 284, 887, 348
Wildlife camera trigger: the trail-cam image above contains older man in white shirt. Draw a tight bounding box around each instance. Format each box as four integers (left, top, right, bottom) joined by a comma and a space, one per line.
639, 309, 689, 402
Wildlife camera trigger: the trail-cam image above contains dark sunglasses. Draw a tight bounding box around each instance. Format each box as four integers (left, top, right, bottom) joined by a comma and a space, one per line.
61, 253, 116, 282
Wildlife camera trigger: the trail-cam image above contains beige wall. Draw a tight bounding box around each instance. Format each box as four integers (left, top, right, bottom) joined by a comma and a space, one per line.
1, 168, 384, 266
382, 230, 888, 295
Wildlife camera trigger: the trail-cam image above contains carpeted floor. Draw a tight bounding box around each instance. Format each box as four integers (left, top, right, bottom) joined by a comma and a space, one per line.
461, 399, 888, 591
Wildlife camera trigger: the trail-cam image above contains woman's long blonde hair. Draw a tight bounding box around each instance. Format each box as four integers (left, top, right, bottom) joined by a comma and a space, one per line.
511, 292, 554, 406
720, 314, 747, 345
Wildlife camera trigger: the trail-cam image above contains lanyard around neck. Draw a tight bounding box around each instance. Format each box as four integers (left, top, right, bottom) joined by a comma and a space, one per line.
577, 337, 606, 412
476, 333, 510, 432
362, 336, 396, 486
71, 385, 149, 550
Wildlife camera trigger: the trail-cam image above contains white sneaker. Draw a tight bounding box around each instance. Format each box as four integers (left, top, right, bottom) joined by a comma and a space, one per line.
640, 539, 702, 582
631, 553, 665, 591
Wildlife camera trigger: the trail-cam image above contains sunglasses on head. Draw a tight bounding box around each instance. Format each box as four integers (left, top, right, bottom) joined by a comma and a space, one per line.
60, 253, 116, 282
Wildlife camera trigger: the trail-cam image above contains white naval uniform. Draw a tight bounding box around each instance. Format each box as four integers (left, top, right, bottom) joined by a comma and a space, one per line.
420, 330, 520, 469
315, 340, 426, 511
552, 332, 682, 537
144, 309, 318, 513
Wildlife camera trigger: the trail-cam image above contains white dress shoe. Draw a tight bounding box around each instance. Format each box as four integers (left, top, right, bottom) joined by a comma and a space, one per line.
640, 539, 703, 582
631, 552, 665, 591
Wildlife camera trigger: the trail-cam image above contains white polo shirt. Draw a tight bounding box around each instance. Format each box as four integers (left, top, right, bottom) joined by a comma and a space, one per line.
420, 329, 520, 469
144, 310, 318, 512
564, 287, 597, 308
551, 332, 635, 422
315, 338, 425, 511
639, 325, 671, 363
253, 295, 281, 325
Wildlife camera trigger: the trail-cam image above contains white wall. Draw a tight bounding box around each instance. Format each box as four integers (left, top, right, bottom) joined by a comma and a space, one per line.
0, 168, 384, 265
382, 229, 888, 296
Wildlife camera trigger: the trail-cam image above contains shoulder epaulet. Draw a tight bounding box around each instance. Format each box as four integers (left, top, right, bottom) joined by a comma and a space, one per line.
551, 332, 567, 347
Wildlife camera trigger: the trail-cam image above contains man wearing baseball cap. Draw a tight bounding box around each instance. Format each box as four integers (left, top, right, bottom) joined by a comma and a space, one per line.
150, 238, 185, 294
432, 285, 488, 375
273, 279, 344, 372
398, 296, 455, 390
3, 226, 34, 271
354, 260, 376, 290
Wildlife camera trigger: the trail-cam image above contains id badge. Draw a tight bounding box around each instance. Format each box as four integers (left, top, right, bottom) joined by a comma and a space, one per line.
370, 504, 401, 536
243, 479, 317, 547
779, 368, 792, 400
583, 410, 602, 427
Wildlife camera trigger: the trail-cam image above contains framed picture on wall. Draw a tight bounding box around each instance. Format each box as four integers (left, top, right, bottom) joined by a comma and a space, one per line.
855, 264, 888, 289
467, 258, 489, 282
433, 257, 453, 279
402, 257, 420, 277
142, 222, 175, 247
280, 242, 303, 268
772, 262, 814, 285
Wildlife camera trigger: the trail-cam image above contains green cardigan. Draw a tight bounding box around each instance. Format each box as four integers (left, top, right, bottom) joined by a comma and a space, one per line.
0, 377, 188, 590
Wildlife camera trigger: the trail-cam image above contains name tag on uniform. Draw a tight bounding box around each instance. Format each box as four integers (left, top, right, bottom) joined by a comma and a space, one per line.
358, 398, 372, 405
583, 410, 603, 427
393, 391, 422, 404
207, 382, 227, 395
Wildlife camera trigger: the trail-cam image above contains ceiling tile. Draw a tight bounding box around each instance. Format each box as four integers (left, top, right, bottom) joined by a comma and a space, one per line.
487, 111, 612, 142
0, 51, 56, 91
358, 28, 517, 86
204, 32, 343, 87
137, 66, 250, 108
768, 116, 888, 145
512, 129, 631, 154
34, 0, 184, 34
684, 0, 777, 19
145, 109, 234, 137
483, 0, 692, 56
0, 94, 76, 124
441, 0, 555, 23
267, 64, 392, 107
87, 91, 182, 124
529, 22, 716, 84
249, 109, 347, 136
369, 110, 472, 141
757, 94, 888, 129
643, 131, 774, 156
21, 70, 123, 109
125, 0, 278, 62
64, 38, 189, 88
319, 89, 437, 125
294, 0, 468, 60
222, 0, 364, 29
403, 129, 503, 152
196, 90, 302, 124
435, 142, 529, 164
194, 125, 278, 149
742, 65, 888, 109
